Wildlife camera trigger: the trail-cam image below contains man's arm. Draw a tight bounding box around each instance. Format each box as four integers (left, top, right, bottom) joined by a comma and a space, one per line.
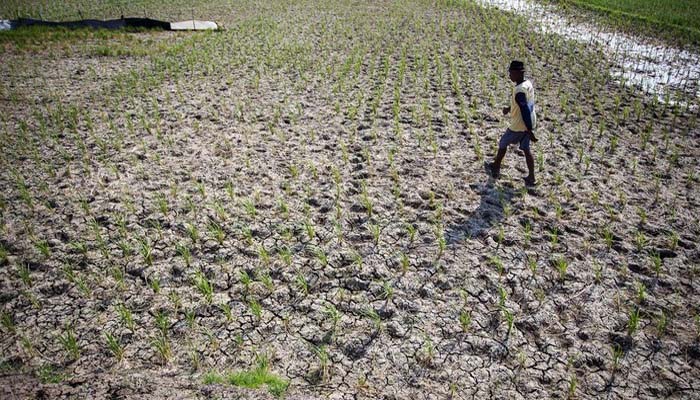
515, 92, 537, 142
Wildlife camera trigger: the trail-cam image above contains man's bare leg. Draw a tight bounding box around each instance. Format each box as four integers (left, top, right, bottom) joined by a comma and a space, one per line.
523, 149, 536, 185
489, 148, 507, 178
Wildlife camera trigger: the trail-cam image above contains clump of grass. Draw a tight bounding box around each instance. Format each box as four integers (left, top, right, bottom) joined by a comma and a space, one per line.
58, 325, 80, 360
295, 273, 309, 296
151, 334, 171, 365
116, 304, 135, 332
139, 238, 153, 266
0, 243, 7, 264
459, 310, 471, 332
17, 263, 32, 287
193, 270, 214, 304
249, 299, 263, 321
362, 307, 382, 331
202, 354, 289, 397
105, 332, 125, 361
405, 223, 417, 244
176, 242, 192, 267
627, 307, 640, 336
323, 302, 342, 334
488, 255, 504, 277
36, 364, 67, 384
1, 310, 15, 333
611, 344, 623, 370
553, 256, 568, 282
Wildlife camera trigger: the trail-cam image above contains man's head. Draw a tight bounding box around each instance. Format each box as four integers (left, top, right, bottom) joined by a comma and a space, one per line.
508, 60, 525, 82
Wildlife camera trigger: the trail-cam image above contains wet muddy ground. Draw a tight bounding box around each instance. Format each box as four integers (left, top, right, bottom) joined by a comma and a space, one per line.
1, 0, 699, 398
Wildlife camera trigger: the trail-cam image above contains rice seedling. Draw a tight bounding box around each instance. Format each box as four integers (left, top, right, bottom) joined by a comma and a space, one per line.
36, 364, 66, 384
186, 223, 199, 243
359, 182, 374, 218
488, 255, 504, 277
381, 281, 394, 301
58, 325, 80, 360
151, 334, 172, 365
105, 332, 125, 362
193, 270, 214, 304
627, 307, 640, 336
398, 252, 410, 274
249, 299, 263, 321
459, 310, 471, 332
405, 223, 417, 244
242, 198, 257, 218
593, 261, 603, 284
549, 227, 559, 247
218, 303, 233, 323
295, 273, 309, 296
259, 272, 274, 292
304, 219, 316, 242
242, 225, 254, 245
634, 230, 647, 251
495, 224, 504, 246
279, 246, 293, 266
567, 374, 577, 400
417, 334, 435, 367
34, 239, 50, 258
116, 304, 135, 332
176, 242, 192, 267
611, 344, 623, 370
1, 311, 15, 334
139, 238, 154, 266
553, 257, 568, 282
435, 227, 446, 259
258, 245, 271, 266
185, 308, 197, 330
72, 273, 92, 297
369, 223, 381, 246
362, 307, 382, 331
635, 281, 647, 304
155, 311, 169, 336
168, 291, 182, 312
17, 263, 32, 287
0, 244, 7, 265
313, 345, 331, 382
156, 193, 169, 217
656, 311, 668, 337
208, 221, 226, 245
523, 221, 532, 245
667, 231, 679, 251
313, 247, 328, 267
323, 302, 342, 333
602, 226, 614, 249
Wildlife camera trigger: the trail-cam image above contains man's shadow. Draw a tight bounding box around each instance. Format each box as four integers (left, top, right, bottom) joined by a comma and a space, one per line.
446, 180, 516, 245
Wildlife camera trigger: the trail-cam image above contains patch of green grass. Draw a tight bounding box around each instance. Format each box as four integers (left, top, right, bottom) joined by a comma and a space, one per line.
0, 25, 164, 56
551, 0, 700, 46
36, 364, 67, 384
203, 363, 289, 397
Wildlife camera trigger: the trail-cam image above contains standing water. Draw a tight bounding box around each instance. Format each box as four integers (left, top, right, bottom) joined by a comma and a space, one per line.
474, 0, 700, 105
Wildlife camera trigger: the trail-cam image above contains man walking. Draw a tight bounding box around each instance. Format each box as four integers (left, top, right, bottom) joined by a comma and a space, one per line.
486, 60, 538, 186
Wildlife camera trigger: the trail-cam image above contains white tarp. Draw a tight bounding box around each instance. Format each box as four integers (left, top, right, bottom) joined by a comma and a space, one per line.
0, 20, 12, 31
170, 20, 218, 31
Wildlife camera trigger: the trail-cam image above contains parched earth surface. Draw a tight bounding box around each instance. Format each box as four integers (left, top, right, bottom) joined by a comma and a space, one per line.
1, 0, 699, 399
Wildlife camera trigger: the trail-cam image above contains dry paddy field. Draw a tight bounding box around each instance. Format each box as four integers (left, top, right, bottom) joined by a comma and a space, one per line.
0, 0, 698, 398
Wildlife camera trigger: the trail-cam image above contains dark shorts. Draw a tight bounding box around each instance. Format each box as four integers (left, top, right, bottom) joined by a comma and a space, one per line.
499, 128, 530, 151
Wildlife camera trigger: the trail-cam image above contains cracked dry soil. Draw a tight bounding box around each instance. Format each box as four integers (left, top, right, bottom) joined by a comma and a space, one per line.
1, 0, 699, 399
